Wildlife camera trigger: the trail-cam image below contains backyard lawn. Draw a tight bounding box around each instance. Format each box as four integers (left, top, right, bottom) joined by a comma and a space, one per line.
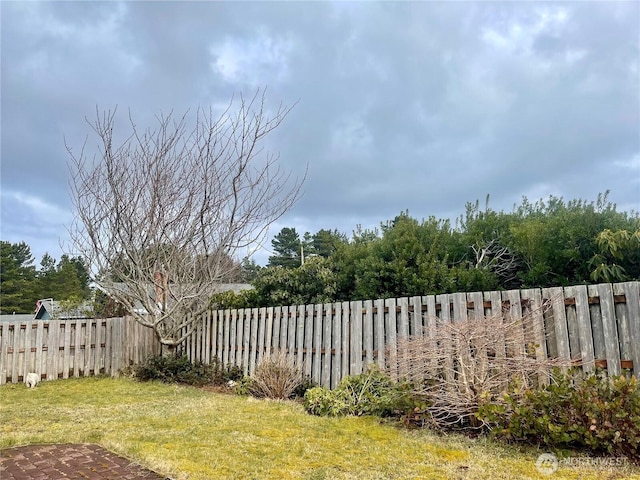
1, 377, 638, 480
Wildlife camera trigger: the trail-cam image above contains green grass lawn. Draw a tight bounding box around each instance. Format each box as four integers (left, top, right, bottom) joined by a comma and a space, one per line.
1, 377, 638, 480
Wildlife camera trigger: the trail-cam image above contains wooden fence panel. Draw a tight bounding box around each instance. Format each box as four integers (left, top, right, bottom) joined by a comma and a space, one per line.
1, 282, 638, 386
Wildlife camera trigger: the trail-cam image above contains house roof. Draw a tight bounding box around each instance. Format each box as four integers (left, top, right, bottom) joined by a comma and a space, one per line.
34, 298, 93, 320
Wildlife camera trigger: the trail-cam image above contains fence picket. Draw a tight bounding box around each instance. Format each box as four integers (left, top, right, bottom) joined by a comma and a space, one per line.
363, 300, 374, 368
313, 304, 323, 383
264, 307, 274, 358
374, 298, 385, 369
48, 321, 61, 380
619, 282, 640, 376
61, 320, 72, 379
566, 285, 596, 372
287, 306, 296, 360
331, 302, 342, 389
257, 307, 267, 365
279, 306, 288, 354
592, 284, 621, 376
521, 288, 549, 385
0, 323, 8, 384
250, 308, 259, 375
397, 297, 409, 378
385, 298, 398, 379
322, 302, 332, 387
303, 304, 313, 377
23, 321, 33, 378
243, 309, 251, 375
295, 305, 305, 369
350, 301, 363, 376
340, 301, 349, 383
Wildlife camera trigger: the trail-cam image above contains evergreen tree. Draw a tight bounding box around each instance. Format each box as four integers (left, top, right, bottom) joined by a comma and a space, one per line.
310, 229, 347, 258
0, 241, 38, 313
241, 258, 262, 282
50, 256, 85, 301
268, 227, 302, 268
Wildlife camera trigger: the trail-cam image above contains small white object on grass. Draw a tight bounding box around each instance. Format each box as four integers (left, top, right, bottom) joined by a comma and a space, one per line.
25, 372, 40, 388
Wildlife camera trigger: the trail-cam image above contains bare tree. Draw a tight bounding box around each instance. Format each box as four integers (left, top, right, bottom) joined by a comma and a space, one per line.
67, 90, 304, 354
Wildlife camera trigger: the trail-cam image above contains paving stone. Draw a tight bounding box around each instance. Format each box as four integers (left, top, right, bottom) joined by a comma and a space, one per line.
0, 444, 169, 479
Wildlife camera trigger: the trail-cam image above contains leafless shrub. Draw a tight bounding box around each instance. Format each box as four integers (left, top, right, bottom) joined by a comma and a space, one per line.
388, 304, 575, 430
249, 351, 302, 400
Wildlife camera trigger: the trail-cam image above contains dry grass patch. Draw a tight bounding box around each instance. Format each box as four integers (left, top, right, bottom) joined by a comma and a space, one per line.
1, 377, 638, 479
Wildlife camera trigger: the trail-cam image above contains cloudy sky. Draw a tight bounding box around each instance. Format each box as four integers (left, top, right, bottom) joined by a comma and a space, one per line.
1, 1, 639, 267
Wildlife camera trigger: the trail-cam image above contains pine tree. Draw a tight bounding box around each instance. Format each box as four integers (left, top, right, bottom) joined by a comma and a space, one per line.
0, 241, 38, 313
268, 227, 301, 268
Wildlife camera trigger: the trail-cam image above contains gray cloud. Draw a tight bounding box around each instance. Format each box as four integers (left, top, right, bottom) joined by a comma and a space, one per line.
1, 1, 638, 265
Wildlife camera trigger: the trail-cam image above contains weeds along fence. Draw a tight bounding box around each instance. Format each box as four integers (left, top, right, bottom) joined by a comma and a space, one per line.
0, 317, 158, 385
181, 281, 640, 388
1, 281, 638, 387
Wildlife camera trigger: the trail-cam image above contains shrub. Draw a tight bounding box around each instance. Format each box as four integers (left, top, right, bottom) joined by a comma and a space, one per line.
304, 366, 417, 417
292, 375, 317, 398
135, 354, 215, 386
476, 369, 640, 463
210, 356, 244, 385
248, 351, 302, 399
390, 310, 572, 429
304, 386, 353, 416
233, 376, 255, 396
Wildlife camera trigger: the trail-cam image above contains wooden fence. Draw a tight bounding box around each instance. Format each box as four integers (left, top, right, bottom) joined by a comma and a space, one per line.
1, 281, 638, 388
0, 317, 158, 385
182, 281, 640, 388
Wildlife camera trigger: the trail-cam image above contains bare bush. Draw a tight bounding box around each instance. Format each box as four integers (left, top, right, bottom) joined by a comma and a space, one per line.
389, 306, 575, 430
249, 351, 302, 399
